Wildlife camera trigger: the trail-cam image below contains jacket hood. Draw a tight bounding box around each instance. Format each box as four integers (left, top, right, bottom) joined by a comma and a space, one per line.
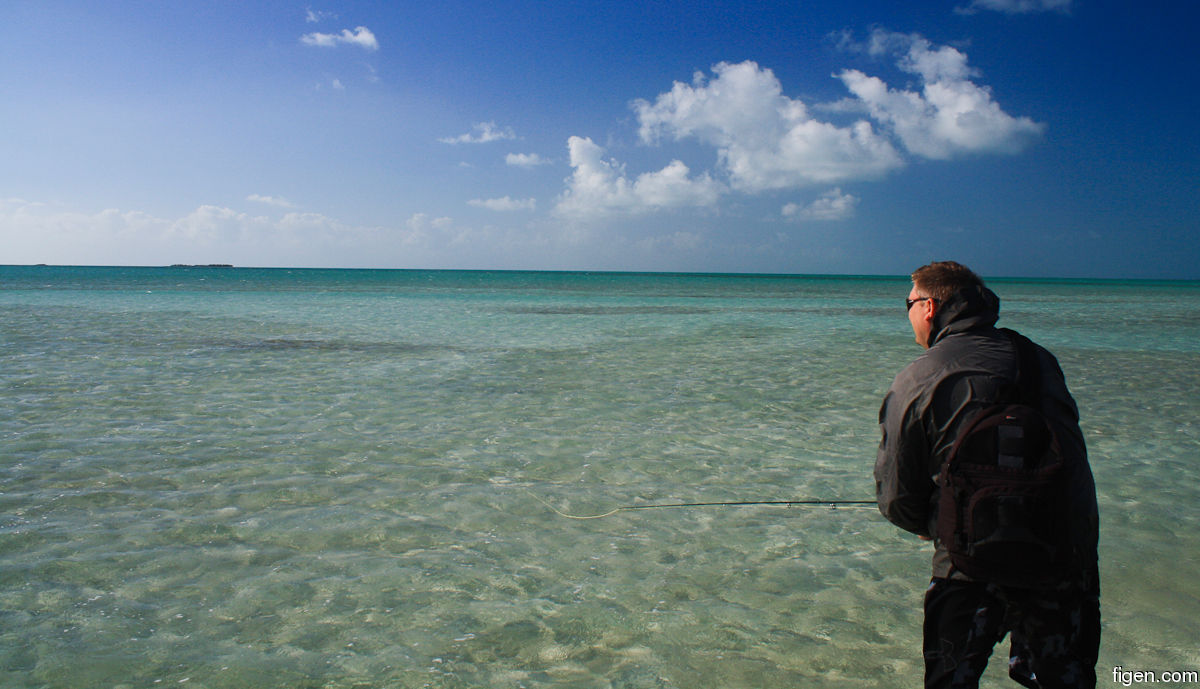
929, 284, 1001, 346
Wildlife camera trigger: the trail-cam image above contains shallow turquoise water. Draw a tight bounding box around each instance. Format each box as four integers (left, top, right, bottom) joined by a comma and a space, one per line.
2, 266, 1198, 687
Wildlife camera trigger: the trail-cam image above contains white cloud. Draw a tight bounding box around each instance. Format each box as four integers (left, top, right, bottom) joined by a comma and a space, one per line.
247, 194, 295, 208
554, 136, 723, 219
956, 0, 1071, 14
300, 26, 378, 51
782, 188, 859, 221
837, 30, 1045, 159
438, 122, 517, 145
633, 61, 904, 192
0, 199, 167, 255
506, 152, 550, 167
167, 206, 274, 244
469, 196, 537, 212
404, 212, 453, 232
549, 42, 1041, 222
397, 213, 454, 248
0, 199, 468, 266
305, 9, 336, 23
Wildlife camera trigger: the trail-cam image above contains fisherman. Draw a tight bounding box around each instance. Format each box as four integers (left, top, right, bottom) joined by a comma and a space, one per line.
875, 261, 1100, 688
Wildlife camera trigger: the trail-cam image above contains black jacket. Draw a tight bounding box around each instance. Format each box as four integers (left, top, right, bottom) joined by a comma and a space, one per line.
874, 285, 1099, 578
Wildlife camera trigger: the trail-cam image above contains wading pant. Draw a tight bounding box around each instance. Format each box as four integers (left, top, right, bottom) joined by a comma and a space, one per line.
923, 572, 1100, 689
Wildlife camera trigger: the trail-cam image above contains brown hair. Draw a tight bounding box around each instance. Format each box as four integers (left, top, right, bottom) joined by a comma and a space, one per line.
911, 261, 985, 302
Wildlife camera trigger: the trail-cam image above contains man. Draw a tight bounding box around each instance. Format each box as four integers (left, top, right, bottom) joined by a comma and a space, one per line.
875, 261, 1100, 688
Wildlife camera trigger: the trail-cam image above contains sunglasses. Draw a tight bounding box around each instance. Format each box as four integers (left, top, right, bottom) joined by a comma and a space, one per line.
906, 296, 936, 311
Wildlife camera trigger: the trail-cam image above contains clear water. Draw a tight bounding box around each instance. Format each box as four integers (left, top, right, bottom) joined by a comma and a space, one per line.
2, 266, 1197, 688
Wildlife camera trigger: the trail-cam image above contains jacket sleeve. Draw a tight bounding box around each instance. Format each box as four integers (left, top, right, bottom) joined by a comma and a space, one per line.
875, 378, 936, 536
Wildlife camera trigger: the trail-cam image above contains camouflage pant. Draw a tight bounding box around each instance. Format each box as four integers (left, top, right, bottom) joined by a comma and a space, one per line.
923, 572, 1100, 689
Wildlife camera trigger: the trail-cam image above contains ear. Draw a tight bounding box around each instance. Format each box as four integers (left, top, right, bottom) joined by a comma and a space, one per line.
922, 299, 937, 323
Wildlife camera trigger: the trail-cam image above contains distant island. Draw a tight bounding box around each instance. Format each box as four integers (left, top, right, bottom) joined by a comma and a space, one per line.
170, 264, 234, 268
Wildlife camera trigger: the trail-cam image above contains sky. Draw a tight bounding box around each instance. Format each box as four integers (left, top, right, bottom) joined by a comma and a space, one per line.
1, 0, 1197, 278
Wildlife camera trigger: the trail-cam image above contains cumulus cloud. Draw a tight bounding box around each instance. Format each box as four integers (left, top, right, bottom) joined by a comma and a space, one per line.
404, 212, 453, 231
0, 199, 468, 266
633, 61, 904, 192
162, 206, 279, 245
837, 30, 1045, 159
782, 188, 859, 221
1, 199, 165, 251
305, 9, 336, 23
555, 136, 723, 219
438, 122, 517, 145
469, 196, 537, 212
246, 194, 295, 208
956, 0, 1071, 14
506, 152, 550, 167
300, 26, 378, 51
555, 35, 1042, 221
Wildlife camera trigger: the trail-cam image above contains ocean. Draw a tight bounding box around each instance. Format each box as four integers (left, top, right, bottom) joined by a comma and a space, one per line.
2, 266, 1198, 688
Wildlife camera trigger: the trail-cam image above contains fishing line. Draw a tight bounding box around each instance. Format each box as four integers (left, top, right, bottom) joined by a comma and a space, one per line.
528, 491, 875, 520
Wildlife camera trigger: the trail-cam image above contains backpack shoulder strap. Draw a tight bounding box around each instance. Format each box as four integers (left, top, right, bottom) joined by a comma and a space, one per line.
998, 327, 1042, 407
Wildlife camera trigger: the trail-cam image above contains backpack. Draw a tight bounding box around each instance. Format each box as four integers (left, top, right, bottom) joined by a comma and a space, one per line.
935, 329, 1073, 588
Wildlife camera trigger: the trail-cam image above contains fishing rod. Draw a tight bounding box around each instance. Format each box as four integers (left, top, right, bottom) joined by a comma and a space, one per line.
530, 493, 876, 520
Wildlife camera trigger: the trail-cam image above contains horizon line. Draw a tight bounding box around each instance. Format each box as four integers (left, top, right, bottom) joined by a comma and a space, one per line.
5, 263, 1198, 284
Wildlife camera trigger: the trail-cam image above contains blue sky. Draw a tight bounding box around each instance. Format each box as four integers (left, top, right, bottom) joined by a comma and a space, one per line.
2, 0, 1196, 278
